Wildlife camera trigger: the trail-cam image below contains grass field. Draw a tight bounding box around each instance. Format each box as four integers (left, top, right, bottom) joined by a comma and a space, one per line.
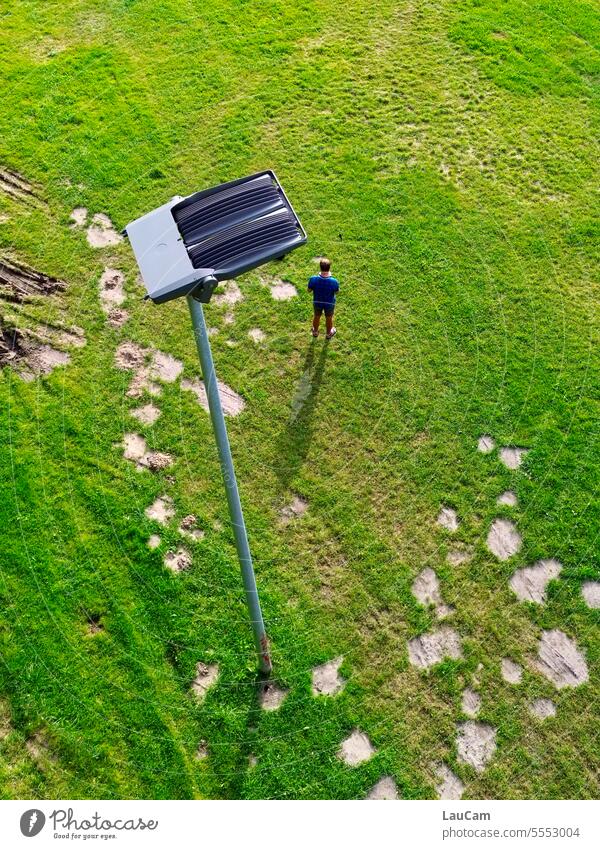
0, 0, 599, 800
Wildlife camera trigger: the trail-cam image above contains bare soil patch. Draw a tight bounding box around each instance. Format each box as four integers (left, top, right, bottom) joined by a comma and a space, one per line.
497, 490, 518, 507
411, 568, 452, 619
0, 167, 41, 204
456, 721, 497, 773
213, 281, 243, 306
0, 257, 66, 302
145, 495, 174, 525
581, 581, 600, 609
338, 729, 376, 766
499, 446, 529, 470
260, 682, 289, 711
86, 213, 123, 248
131, 403, 161, 426
437, 506, 459, 532
477, 435, 495, 453
70, 207, 88, 227
108, 308, 129, 327
312, 656, 345, 696
434, 763, 464, 800
149, 350, 183, 383
280, 495, 309, 524
366, 776, 399, 799
461, 688, 481, 718
191, 662, 219, 701
147, 534, 161, 549
501, 658, 522, 684
179, 515, 205, 542
447, 548, 473, 566
533, 630, 588, 689
195, 740, 209, 760
509, 559, 562, 604
99, 268, 125, 313
529, 698, 556, 720
164, 547, 192, 573
248, 328, 266, 343
407, 626, 462, 669
270, 280, 297, 301
181, 376, 245, 416
486, 518, 521, 560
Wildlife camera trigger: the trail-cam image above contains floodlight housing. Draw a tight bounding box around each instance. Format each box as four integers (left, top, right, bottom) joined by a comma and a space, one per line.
124, 170, 307, 304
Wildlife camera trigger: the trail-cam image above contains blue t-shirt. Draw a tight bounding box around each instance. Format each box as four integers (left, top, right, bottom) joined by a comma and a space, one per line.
308, 274, 339, 307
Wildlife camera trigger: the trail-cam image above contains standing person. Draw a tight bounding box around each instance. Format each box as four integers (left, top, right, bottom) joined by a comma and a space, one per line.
308, 257, 339, 339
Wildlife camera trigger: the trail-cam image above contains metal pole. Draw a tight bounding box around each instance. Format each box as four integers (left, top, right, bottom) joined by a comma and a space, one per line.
187, 293, 272, 675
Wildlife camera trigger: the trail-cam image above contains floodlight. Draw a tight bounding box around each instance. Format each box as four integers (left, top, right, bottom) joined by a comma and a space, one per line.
125, 170, 306, 304
124, 171, 308, 674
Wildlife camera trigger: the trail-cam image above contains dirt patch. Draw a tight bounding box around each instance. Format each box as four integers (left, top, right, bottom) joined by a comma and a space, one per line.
195, 740, 209, 760
0, 257, 66, 302
142, 451, 173, 471
179, 515, 205, 542
84, 612, 103, 635
312, 656, 345, 696
338, 729, 376, 766
115, 341, 147, 371
213, 281, 243, 306
149, 350, 183, 383
407, 626, 462, 669
501, 658, 522, 684
529, 698, 556, 720
122, 432, 147, 464
461, 688, 481, 718
0, 167, 43, 204
533, 630, 588, 689
181, 376, 246, 416
223, 311, 235, 325
412, 568, 452, 619
280, 495, 308, 524
260, 682, 289, 711
107, 308, 129, 327
509, 559, 562, 604
270, 280, 297, 301
26, 730, 54, 762
366, 776, 399, 799
581, 581, 600, 609
486, 518, 521, 560
437, 506, 459, 532
131, 403, 161, 426
434, 763, 464, 800
477, 435, 495, 453
164, 547, 192, 573
145, 495, 174, 525
191, 662, 219, 702
86, 213, 123, 248
147, 534, 161, 549
499, 446, 529, 470
70, 207, 88, 227
497, 490, 518, 507
456, 721, 497, 773
447, 548, 473, 566
248, 328, 266, 343
99, 268, 125, 313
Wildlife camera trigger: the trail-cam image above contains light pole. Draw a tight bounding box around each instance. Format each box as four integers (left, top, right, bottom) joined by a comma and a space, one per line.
124, 171, 307, 674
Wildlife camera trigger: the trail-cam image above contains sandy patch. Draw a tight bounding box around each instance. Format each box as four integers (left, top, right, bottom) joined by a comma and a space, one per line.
434, 763, 464, 800
248, 328, 266, 343
533, 630, 588, 689
461, 688, 481, 718
456, 721, 496, 773
99, 268, 125, 313
142, 451, 173, 471
499, 446, 529, 470
26, 730, 54, 762
412, 568, 452, 619
223, 311, 235, 325
486, 518, 521, 560
270, 280, 297, 301
213, 281, 243, 307
407, 627, 462, 669
477, 435, 495, 453
145, 495, 174, 526
581, 581, 600, 609
509, 559, 562, 604
447, 549, 473, 566
260, 682, 288, 711
122, 432, 147, 462
180, 376, 245, 416
497, 491, 518, 507
280, 495, 308, 524
131, 403, 161, 426
179, 515, 205, 542
149, 350, 183, 383
338, 729, 376, 766
70, 207, 88, 227
437, 506, 459, 532
366, 776, 399, 800
86, 213, 123, 248
191, 662, 219, 701
248, 754, 258, 768
312, 657, 345, 696
107, 308, 129, 327
501, 658, 522, 684
147, 534, 161, 549
115, 341, 147, 370
85, 612, 103, 635
164, 547, 191, 573
529, 698, 556, 720
195, 740, 209, 760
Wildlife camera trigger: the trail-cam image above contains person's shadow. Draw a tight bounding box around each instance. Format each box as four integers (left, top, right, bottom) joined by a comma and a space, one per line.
274, 339, 329, 493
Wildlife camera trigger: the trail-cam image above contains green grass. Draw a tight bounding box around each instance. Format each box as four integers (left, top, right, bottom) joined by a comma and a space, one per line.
0, 0, 599, 799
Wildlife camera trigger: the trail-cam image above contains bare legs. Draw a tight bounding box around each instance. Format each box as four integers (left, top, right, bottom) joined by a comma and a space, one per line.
312, 309, 334, 336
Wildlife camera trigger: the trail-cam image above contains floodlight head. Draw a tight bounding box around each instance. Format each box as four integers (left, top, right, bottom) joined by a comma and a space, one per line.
124, 170, 307, 304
